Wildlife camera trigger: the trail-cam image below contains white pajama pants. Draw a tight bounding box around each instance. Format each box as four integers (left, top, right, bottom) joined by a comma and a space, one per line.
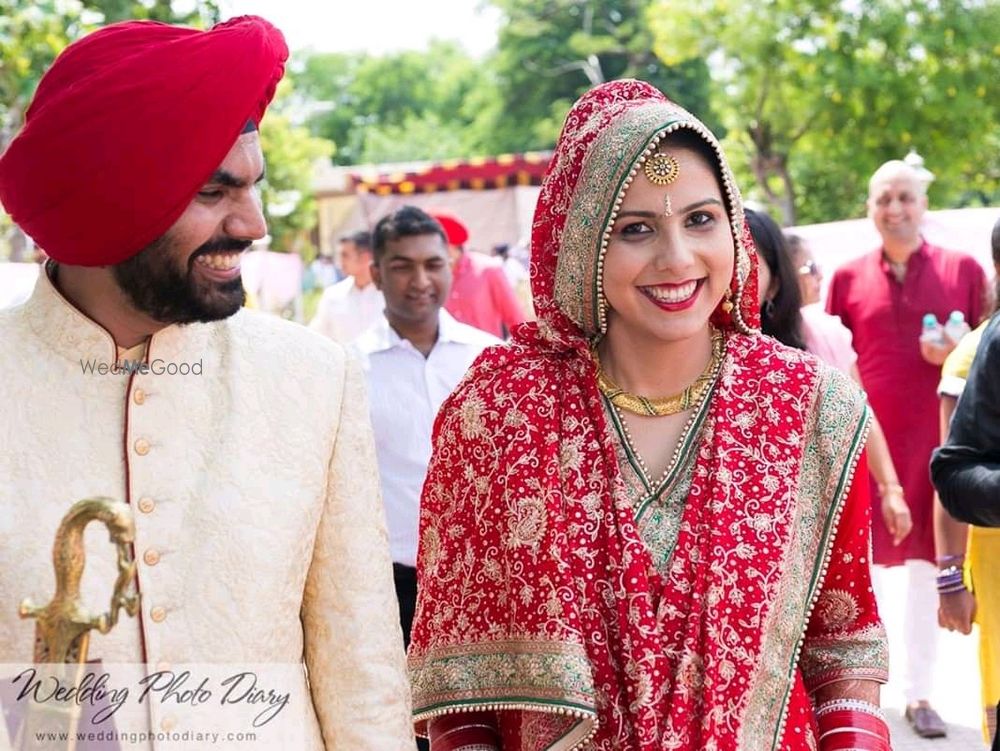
871, 560, 940, 704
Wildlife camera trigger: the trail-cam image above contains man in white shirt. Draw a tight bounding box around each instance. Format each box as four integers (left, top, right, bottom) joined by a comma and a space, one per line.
354, 206, 499, 656
309, 230, 384, 342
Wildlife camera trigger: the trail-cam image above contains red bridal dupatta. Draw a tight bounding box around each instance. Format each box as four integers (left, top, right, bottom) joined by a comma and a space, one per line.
408, 81, 888, 750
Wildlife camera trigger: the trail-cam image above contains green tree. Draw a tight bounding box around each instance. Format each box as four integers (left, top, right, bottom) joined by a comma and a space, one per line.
259, 81, 334, 255
295, 42, 496, 166
0, 0, 82, 151
650, 0, 1000, 224
294, 2, 715, 165
485, 0, 719, 153
83, 0, 218, 24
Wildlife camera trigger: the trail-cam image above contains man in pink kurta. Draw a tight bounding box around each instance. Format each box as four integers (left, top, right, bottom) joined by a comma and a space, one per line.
827, 159, 986, 738
431, 211, 526, 338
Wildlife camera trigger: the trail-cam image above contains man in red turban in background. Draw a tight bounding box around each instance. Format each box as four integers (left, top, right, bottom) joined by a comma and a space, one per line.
432, 211, 527, 338
0, 17, 412, 749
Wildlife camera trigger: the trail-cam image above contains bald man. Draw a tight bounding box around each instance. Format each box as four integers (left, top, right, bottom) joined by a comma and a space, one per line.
827, 160, 987, 739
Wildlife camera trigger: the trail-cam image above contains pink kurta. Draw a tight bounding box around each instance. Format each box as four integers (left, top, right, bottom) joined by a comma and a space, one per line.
826, 240, 986, 564
444, 250, 526, 338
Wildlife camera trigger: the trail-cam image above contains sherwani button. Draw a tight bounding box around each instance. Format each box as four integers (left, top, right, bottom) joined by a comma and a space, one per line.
143, 549, 160, 566
138, 496, 155, 513
150, 606, 167, 623
134, 438, 150, 455
156, 661, 170, 673
161, 715, 177, 732
133, 388, 146, 405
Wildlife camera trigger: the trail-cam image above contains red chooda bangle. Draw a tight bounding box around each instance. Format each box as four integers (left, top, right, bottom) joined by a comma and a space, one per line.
428, 713, 500, 751
817, 706, 891, 751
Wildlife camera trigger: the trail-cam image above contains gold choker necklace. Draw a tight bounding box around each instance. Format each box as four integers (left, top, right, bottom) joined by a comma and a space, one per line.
595, 329, 725, 417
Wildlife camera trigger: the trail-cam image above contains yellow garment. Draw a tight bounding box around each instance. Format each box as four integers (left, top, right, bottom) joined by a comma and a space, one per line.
938, 320, 988, 396
969, 527, 1000, 741
943, 320, 1000, 741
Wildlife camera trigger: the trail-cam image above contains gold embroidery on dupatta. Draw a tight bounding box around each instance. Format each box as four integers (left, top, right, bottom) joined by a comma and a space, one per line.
410, 359, 604, 750
409, 640, 598, 748
552, 103, 754, 339
506, 496, 548, 551
554, 105, 673, 333
797, 623, 890, 692
740, 366, 875, 750
813, 588, 861, 631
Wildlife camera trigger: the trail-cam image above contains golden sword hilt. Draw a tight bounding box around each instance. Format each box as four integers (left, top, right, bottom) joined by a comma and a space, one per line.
19, 497, 140, 665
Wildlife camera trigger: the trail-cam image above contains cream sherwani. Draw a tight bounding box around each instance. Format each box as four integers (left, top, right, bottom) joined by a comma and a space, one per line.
0, 270, 413, 749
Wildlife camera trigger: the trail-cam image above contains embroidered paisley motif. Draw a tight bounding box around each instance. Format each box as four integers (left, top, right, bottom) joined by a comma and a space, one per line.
815, 589, 861, 631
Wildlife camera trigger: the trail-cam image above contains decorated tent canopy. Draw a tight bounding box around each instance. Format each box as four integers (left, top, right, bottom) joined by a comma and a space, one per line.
350, 152, 550, 195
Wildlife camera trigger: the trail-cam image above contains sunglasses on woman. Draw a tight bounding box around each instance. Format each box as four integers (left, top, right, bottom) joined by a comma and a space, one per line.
798, 260, 821, 277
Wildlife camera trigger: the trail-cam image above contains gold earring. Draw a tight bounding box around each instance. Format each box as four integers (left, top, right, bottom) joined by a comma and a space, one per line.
721, 291, 734, 313
643, 152, 680, 185
664, 195, 673, 217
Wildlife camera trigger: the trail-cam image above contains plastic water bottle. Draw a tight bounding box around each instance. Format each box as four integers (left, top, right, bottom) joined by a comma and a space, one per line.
943, 310, 971, 344
920, 313, 944, 346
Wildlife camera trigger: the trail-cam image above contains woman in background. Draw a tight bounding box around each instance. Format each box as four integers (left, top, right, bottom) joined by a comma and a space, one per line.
750, 208, 911, 548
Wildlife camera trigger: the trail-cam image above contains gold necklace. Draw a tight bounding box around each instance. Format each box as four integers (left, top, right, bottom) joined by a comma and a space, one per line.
595, 329, 725, 417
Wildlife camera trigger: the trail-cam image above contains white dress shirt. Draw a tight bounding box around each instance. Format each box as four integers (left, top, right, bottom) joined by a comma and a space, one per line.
309, 276, 384, 343
354, 310, 500, 566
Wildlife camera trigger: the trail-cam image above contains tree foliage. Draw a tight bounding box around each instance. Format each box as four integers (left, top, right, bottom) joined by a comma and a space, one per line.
295, 0, 716, 164
294, 41, 496, 166
486, 0, 719, 152
1, 0, 82, 151
259, 80, 334, 255
650, 0, 1000, 224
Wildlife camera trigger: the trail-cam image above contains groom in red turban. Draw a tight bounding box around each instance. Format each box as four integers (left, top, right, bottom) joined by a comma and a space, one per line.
0, 15, 289, 325
0, 17, 414, 750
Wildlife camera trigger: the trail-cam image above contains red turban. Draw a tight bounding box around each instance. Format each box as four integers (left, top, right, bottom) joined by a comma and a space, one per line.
429, 211, 469, 247
0, 16, 287, 266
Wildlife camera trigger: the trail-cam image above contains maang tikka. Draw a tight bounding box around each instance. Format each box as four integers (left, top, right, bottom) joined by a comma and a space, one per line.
643, 152, 680, 186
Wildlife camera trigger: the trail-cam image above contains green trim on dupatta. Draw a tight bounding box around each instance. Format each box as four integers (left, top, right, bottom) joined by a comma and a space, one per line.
739, 367, 875, 750
409, 639, 597, 749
